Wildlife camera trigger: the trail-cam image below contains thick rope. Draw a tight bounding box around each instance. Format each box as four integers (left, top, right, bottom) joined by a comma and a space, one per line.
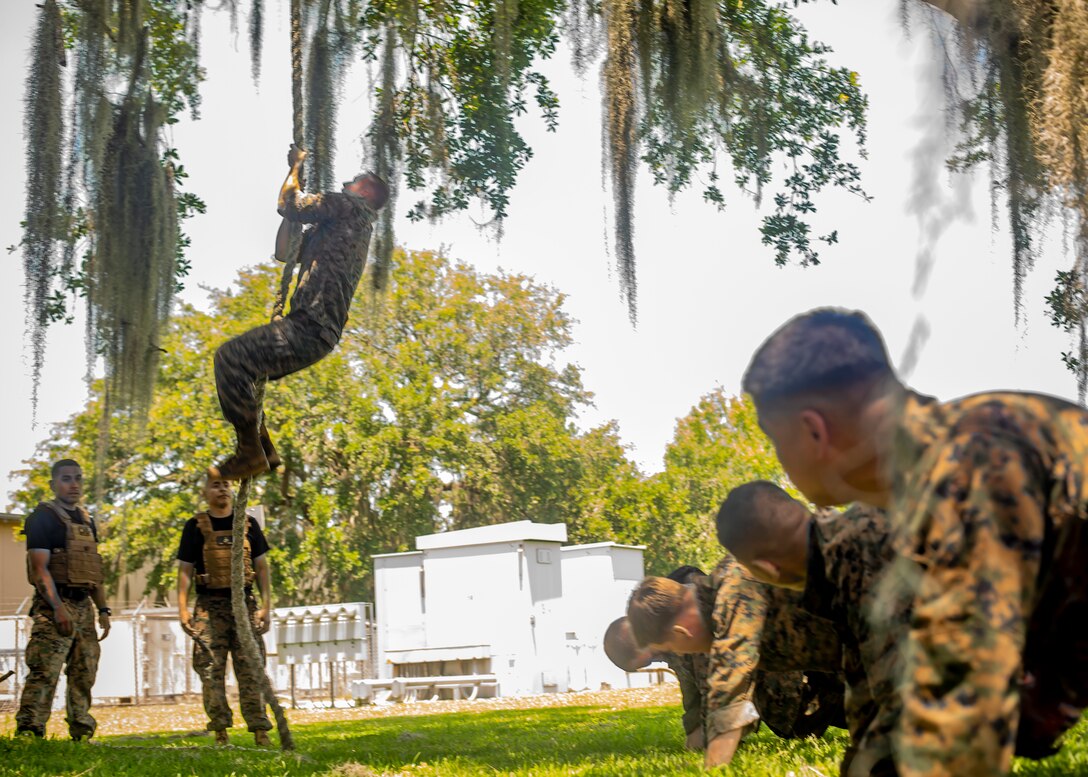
271, 0, 306, 322
231, 470, 295, 750
290, 0, 304, 148
222, 1, 309, 751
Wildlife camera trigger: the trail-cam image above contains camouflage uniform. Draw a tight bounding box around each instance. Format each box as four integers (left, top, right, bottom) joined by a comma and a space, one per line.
15, 594, 100, 739
663, 652, 709, 738
877, 391, 1088, 776
190, 594, 271, 732
177, 512, 272, 733
701, 556, 845, 744
15, 502, 103, 740
214, 187, 376, 441
803, 505, 902, 777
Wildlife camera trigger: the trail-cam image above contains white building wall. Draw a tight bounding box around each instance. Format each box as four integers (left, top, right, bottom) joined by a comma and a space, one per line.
522, 540, 566, 693
373, 551, 424, 679
560, 543, 647, 691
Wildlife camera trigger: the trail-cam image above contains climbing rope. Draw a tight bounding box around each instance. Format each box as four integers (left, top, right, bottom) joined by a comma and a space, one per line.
271, 0, 306, 323
226, 0, 308, 752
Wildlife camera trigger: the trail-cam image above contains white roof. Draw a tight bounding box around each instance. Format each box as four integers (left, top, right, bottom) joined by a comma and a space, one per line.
415, 520, 567, 550
561, 542, 646, 553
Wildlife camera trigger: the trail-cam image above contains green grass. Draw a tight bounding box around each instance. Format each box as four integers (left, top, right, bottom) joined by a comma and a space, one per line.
2, 704, 1088, 776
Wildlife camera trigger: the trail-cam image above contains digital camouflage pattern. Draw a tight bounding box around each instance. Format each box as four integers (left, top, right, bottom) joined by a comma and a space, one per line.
701, 556, 844, 742
15, 594, 100, 739
190, 594, 271, 732
880, 390, 1088, 776
663, 651, 708, 736
214, 188, 376, 441
804, 504, 902, 777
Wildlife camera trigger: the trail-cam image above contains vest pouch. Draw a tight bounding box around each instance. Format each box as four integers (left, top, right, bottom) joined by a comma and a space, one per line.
29, 503, 103, 589
64, 530, 104, 587
195, 513, 255, 590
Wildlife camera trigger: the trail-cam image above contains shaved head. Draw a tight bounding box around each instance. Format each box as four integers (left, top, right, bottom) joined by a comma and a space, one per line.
716, 481, 809, 571
743, 308, 896, 413
603, 617, 655, 671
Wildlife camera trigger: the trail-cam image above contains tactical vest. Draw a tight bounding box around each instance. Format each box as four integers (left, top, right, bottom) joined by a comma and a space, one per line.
194, 512, 255, 589
26, 502, 104, 588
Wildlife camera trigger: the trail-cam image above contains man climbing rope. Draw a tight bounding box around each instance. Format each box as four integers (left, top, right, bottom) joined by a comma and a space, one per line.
211, 144, 389, 480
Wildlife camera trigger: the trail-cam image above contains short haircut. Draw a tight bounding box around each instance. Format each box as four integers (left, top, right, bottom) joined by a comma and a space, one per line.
742, 308, 895, 410
51, 459, 81, 479
627, 576, 688, 647
716, 481, 806, 563
603, 617, 653, 671
351, 173, 390, 209
665, 565, 706, 585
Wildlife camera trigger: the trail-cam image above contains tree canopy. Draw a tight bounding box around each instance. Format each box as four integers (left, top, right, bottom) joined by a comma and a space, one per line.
13, 248, 787, 599
12, 251, 648, 603
915, 0, 1088, 394
23, 0, 869, 421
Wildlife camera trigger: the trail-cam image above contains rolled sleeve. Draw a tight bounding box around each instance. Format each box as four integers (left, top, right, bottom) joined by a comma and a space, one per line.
704, 570, 770, 736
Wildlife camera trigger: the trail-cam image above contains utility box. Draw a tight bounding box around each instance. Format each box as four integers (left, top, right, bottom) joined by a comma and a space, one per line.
372, 521, 650, 700
560, 542, 646, 691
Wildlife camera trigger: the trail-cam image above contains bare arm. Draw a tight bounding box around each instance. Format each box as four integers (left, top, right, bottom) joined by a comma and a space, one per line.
177, 561, 196, 637
28, 550, 72, 636
277, 147, 306, 216
276, 146, 340, 224
253, 553, 272, 635
29, 549, 63, 610
704, 727, 744, 769
90, 582, 110, 640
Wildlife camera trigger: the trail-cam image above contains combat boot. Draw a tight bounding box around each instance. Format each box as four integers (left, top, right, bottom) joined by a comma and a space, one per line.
259, 421, 282, 470
210, 428, 270, 481
214, 729, 229, 746
254, 730, 272, 747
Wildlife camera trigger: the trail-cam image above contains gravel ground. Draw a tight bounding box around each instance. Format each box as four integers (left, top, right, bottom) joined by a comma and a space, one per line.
0, 684, 680, 738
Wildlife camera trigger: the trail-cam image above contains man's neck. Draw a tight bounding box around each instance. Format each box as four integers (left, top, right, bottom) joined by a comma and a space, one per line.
54, 498, 79, 511
207, 507, 234, 519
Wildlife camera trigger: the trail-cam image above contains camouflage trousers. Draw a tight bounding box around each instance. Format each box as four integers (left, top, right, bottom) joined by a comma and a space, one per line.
214, 313, 335, 434
15, 594, 100, 739
191, 593, 271, 732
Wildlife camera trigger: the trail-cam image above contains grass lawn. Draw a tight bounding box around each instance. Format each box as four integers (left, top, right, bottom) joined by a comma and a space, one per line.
2, 693, 1088, 776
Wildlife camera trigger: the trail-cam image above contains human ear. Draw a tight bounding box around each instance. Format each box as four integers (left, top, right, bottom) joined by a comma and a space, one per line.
798, 410, 829, 453
673, 624, 695, 639
748, 559, 781, 583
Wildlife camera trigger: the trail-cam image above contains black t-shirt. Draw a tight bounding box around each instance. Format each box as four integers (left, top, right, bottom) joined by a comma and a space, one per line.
24, 503, 98, 550
176, 513, 269, 593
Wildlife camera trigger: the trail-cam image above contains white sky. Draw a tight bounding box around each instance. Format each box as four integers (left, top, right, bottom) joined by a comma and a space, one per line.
0, 0, 1079, 509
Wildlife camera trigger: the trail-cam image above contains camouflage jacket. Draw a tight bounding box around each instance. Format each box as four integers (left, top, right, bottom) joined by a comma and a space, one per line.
664, 651, 709, 736
804, 505, 902, 777
881, 390, 1088, 776
281, 188, 376, 345
702, 555, 844, 742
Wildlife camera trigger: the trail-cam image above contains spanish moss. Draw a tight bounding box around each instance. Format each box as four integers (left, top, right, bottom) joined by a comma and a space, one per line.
250, 0, 264, 84
913, 0, 1088, 392
305, 0, 341, 192
23, 0, 66, 419
92, 34, 179, 421
368, 23, 399, 292
601, 0, 639, 321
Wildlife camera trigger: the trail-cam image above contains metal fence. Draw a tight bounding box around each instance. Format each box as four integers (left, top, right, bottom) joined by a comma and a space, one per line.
0, 599, 376, 712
